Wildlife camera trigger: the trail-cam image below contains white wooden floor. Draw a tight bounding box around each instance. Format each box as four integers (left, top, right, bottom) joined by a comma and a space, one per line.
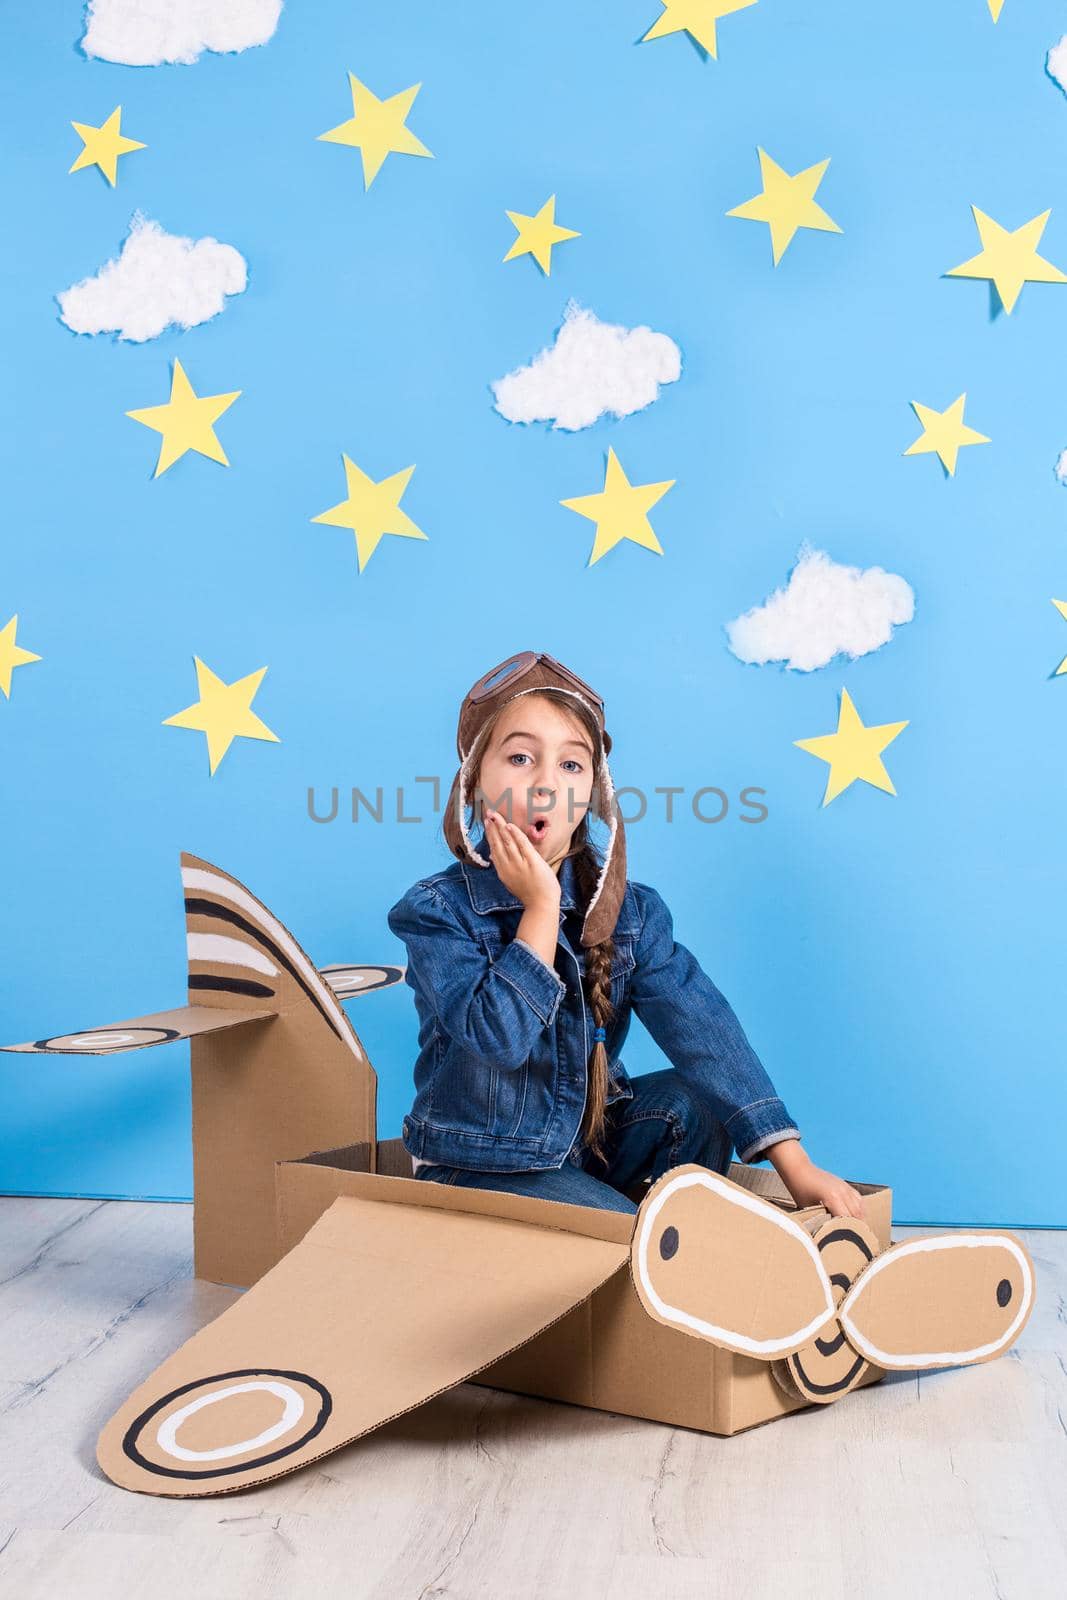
0, 1196, 1064, 1600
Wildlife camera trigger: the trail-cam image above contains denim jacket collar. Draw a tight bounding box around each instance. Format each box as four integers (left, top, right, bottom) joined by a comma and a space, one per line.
460, 831, 641, 939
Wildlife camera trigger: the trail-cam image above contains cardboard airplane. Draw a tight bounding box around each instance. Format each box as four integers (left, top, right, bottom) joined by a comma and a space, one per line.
0, 852, 1037, 1498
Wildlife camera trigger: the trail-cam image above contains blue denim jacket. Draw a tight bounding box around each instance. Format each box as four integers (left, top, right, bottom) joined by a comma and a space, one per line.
386, 834, 801, 1173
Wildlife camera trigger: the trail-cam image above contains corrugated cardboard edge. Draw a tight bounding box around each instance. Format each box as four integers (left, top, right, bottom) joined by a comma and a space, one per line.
275, 1145, 635, 1258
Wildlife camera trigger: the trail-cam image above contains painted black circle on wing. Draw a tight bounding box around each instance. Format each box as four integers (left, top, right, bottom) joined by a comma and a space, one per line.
322, 964, 406, 995
659, 1225, 679, 1260
36, 1026, 181, 1051
996, 1278, 1012, 1307
121, 1367, 332, 1480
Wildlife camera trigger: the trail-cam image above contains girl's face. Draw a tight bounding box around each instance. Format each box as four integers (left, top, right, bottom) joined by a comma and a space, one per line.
476, 695, 596, 870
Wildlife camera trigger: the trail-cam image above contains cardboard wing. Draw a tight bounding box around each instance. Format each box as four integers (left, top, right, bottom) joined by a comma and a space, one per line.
0, 983, 401, 1055
318, 963, 406, 1000
96, 1190, 630, 1498
630, 1165, 1037, 1404
0, 1005, 278, 1055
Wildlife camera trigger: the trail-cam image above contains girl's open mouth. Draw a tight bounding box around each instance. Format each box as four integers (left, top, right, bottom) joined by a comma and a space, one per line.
525, 817, 550, 844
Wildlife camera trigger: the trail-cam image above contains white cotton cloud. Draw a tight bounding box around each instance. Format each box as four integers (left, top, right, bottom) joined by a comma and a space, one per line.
725, 543, 915, 673
57, 213, 247, 342
1047, 35, 1067, 95
80, 0, 282, 66
1054, 446, 1067, 484
491, 300, 682, 431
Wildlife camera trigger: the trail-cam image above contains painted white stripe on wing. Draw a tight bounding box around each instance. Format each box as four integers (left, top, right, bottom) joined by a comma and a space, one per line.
187, 932, 279, 977
155, 1380, 306, 1462
57, 1030, 148, 1050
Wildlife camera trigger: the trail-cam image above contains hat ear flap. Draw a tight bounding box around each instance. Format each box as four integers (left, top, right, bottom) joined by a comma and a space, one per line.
452, 745, 490, 867
460, 755, 492, 870
580, 747, 627, 948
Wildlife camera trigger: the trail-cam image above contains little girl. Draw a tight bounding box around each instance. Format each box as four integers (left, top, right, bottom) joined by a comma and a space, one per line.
387, 650, 866, 1220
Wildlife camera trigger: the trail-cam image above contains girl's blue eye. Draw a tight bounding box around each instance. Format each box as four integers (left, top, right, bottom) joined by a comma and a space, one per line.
508, 753, 583, 773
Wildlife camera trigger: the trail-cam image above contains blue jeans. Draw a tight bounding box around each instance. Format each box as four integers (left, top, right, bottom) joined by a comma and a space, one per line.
412, 1067, 733, 1214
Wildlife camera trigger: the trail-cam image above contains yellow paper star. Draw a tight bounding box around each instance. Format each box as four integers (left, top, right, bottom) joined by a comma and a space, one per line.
794, 687, 908, 807
0, 614, 41, 699
503, 195, 580, 275
726, 147, 842, 265
68, 106, 145, 187
317, 72, 433, 190
163, 657, 279, 776
311, 455, 429, 574
560, 446, 674, 565
944, 206, 1067, 314
988, 0, 1005, 20
640, 0, 758, 58
903, 393, 990, 476
1052, 598, 1067, 675
126, 359, 241, 478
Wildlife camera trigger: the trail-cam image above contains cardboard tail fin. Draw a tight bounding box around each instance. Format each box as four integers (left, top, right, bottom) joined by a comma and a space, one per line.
97, 1191, 630, 1498
1, 851, 405, 1290
179, 852, 384, 1289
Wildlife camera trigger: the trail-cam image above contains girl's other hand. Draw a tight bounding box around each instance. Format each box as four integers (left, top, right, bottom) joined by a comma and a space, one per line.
484, 809, 562, 910
782, 1163, 866, 1220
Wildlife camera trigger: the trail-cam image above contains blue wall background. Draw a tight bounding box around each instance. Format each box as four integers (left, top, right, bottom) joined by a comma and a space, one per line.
2, 2, 1064, 1225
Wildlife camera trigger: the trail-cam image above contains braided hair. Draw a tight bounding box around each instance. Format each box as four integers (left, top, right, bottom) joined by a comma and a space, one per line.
568, 835, 616, 1165
442, 686, 618, 1165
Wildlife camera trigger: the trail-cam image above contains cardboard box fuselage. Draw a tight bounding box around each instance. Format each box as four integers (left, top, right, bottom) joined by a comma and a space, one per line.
272, 1137, 892, 1438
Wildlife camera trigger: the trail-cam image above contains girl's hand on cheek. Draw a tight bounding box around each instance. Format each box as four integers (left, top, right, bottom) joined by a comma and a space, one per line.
484, 809, 562, 909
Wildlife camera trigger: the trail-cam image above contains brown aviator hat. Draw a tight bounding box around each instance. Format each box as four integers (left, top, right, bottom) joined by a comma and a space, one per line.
445, 651, 627, 949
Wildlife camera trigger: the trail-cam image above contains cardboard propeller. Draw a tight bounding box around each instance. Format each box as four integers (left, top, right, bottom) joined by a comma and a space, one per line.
631, 1166, 1036, 1406
0, 851, 1037, 1497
